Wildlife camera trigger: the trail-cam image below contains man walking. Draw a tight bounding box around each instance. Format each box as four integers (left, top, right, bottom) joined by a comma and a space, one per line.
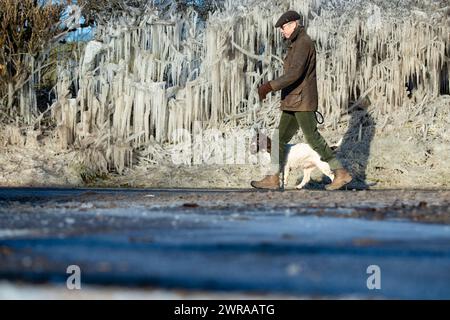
251, 10, 352, 190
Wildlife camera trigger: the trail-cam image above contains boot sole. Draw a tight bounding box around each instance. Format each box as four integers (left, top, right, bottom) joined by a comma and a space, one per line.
250, 182, 280, 190
325, 177, 353, 191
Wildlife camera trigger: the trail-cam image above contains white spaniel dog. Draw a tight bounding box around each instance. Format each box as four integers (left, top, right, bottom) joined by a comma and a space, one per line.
250, 131, 342, 189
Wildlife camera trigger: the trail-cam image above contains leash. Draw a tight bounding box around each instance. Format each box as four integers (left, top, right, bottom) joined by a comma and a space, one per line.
315, 111, 324, 124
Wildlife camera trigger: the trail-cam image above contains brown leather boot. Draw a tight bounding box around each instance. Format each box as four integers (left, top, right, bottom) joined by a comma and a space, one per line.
325, 168, 352, 190
251, 174, 280, 190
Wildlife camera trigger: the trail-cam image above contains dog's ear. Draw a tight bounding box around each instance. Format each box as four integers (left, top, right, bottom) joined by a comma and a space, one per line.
266, 136, 272, 153
251, 131, 272, 154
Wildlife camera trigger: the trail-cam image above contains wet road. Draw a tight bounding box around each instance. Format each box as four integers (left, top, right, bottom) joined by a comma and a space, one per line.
0, 188, 449, 299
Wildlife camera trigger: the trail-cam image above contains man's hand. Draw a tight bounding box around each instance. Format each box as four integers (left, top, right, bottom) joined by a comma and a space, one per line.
258, 82, 273, 101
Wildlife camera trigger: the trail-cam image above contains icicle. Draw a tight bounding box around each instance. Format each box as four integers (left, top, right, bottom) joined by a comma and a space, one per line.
50, 0, 449, 173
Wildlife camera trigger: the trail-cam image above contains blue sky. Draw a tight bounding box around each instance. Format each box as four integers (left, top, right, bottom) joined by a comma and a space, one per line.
58, 0, 94, 42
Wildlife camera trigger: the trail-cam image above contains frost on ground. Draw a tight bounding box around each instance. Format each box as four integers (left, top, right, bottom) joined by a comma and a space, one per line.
0, 282, 306, 300
0, 96, 449, 189
0, 0, 449, 189
0, 188, 449, 299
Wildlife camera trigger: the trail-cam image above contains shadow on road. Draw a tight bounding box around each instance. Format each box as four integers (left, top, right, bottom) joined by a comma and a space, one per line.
301, 100, 376, 191
337, 103, 377, 190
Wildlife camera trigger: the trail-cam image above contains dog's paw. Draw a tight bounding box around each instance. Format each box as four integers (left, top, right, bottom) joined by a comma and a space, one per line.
295, 184, 304, 190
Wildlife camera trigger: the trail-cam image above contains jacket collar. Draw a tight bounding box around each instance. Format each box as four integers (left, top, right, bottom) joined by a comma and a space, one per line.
287, 25, 304, 46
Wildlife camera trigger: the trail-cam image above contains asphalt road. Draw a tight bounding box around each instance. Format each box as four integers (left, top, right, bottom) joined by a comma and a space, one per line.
0, 187, 449, 299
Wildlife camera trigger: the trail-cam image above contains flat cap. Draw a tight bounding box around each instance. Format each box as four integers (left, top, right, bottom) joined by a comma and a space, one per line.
275, 10, 302, 28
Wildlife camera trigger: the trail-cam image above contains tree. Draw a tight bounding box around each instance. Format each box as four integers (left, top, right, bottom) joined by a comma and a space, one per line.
0, 0, 69, 120
77, 0, 223, 25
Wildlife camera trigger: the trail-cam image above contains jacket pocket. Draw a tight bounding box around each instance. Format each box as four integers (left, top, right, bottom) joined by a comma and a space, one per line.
283, 93, 302, 107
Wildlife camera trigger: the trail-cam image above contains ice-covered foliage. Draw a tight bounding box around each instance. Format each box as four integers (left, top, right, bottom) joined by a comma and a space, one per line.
52, 0, 449, 173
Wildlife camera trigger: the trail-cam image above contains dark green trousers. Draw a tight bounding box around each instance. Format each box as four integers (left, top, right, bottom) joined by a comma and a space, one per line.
271, 111, 343, 172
